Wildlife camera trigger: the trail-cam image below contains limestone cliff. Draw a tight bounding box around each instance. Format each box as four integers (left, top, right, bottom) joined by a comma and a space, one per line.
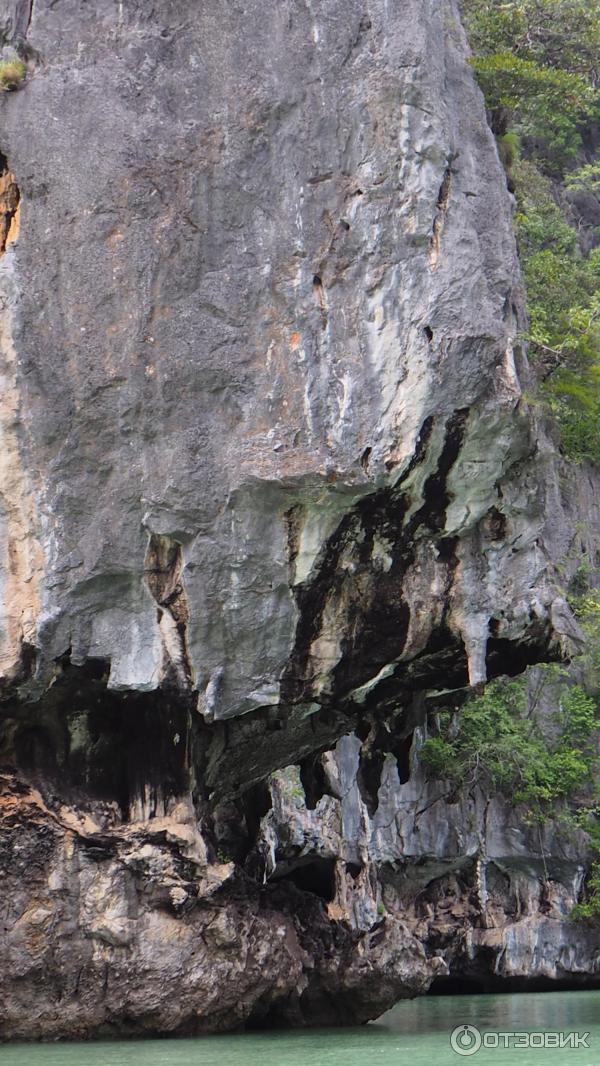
0, 0, 587, 1040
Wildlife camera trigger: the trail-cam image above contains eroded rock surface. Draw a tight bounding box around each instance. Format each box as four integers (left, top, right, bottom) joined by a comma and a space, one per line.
0, 770, 442, 1038
1, 0, 572, 734
258, 727, 600, 1003
0, 0, 587, 1040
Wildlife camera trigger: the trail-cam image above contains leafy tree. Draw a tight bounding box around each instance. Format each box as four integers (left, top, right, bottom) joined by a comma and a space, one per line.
461, 0, 600, 462
565, 163, 600, 192
463, 0, 600, 83
513, 170, 600, 461
420, 593, 600, 920
570, 862, 600, 921
463, 0, 600, 163
421, 672, 599, 816
472, 53, 595, 164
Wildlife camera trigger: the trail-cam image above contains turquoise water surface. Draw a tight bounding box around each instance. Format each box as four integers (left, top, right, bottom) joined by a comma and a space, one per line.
1, 990, 598, 1066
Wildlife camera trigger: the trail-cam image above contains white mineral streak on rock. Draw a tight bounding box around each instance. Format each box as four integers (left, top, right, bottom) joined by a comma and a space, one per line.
0, 246, 43, 678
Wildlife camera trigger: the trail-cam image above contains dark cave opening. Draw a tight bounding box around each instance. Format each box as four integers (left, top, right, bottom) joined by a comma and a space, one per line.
300, 753, 330, 810
429, 974, 600, 996
271, 856, 337, 902
360, 624, 470, 717
486, 636, 560, 679
0, 659, 193, 820
357, 739, 385, 817
209, 780, 273, 868
241, 779, 273, 840
485, 507, 507, 541
392, 731, 413, 785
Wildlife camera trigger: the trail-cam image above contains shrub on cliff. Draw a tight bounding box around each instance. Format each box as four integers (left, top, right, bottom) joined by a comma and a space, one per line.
510, 161, 600, 461
570, 862, 600, 921
461, 0, 600, 463
571, 815, 600, 921
0, 58, 26, 91
463, 0, 600, 163
421, 673, 599, 816
473, 52, 595, 165
421, 591, 600, 920
463, 0, 600, 83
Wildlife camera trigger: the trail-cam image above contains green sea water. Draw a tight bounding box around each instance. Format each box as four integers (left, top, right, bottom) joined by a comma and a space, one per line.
1, 990, 598, 1066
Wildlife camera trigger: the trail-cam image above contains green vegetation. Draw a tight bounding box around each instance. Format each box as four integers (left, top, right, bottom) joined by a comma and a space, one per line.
572, 591, 600, 692
463, 0, 600, 78
566, 164, 600, 193
0, 58, 26, 91
421, 673, 598, 815
570, 592, 600, 919
421, 591, 600, 918
463, 0, 600, 163
571, 864, 600, 921
571, 817, 600, 921
514, 162, 600, 462
461, 0, 600, 462
421, 671, 600, 918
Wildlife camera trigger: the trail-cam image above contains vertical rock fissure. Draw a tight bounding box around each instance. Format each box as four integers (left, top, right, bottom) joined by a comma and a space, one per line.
144, 534, 193, 688
0, 155, 20, 255
429, 159, 454, 269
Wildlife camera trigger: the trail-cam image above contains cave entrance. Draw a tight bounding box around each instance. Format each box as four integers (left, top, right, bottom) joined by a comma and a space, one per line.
393, 731, 413, 785
429, 974, 600, 996
0, 658, 193, 820
271, 857, 337, 902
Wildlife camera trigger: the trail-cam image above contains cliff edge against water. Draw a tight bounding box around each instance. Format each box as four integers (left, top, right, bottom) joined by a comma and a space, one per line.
0, 0, 595, 1040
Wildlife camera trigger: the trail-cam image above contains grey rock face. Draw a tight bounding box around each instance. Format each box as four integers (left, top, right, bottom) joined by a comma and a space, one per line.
1, 0, 569, 726
0, 770, 443, 1039
259, 728, 600, 996
0, 0, 588, 1040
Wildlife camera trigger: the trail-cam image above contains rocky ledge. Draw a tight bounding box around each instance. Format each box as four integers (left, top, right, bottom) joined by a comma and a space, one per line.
0, 0, 589, 1040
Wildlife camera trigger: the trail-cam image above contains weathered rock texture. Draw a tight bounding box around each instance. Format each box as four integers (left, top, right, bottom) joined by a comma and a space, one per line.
0, 0, 590, 1041
260, 726, 600, 1002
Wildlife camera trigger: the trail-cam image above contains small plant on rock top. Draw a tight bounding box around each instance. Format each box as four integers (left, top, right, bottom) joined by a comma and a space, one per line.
0, 58, 26, 92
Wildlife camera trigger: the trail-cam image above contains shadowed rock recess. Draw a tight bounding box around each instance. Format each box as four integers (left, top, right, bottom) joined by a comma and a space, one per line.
0, 0, 586, 1041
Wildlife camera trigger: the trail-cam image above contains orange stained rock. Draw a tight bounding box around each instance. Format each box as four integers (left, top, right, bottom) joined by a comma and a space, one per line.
0, 167, 20, 253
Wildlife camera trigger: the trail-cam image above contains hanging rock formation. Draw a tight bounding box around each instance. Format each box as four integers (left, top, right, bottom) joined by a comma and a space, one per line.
0, 0, 586, 1040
